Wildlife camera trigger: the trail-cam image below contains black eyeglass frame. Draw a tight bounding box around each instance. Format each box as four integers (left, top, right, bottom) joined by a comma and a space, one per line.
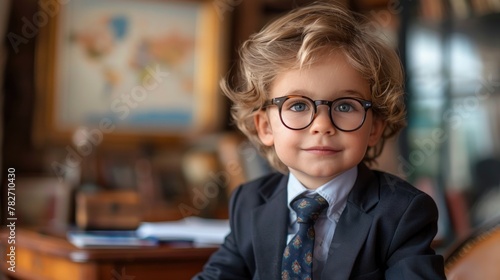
263, 95, 373, 132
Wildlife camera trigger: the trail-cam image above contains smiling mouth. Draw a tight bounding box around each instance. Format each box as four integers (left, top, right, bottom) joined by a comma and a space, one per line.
304, 146, 341, 155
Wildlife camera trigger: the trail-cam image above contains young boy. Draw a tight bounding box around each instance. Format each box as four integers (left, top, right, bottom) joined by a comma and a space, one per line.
195, 2, 446, 279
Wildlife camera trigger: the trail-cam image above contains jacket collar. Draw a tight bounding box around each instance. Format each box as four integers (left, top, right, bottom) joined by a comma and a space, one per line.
348, 163, 379, 212
322, 163, 380, 278
253, 174, 289, 280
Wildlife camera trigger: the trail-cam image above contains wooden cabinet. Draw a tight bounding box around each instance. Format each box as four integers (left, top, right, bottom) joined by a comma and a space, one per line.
0, 229, 217, 280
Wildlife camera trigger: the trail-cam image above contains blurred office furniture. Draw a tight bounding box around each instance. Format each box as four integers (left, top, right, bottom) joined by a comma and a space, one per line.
0, 228, 216, 280
444, 216, 500, 280
445, 189, 471, 240
0, 0, 10, 178
75, 190, 142, 230
469, 158, 500, 225
402, 0, 500, 246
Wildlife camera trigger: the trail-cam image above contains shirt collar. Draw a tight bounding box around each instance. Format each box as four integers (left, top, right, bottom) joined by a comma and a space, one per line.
287, 166, 358, 220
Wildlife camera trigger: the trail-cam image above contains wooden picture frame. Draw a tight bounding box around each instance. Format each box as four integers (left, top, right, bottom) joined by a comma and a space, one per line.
35, 0, 227, 146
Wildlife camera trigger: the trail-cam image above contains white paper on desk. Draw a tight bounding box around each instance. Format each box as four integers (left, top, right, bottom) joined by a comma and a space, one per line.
136, 216, 230, 245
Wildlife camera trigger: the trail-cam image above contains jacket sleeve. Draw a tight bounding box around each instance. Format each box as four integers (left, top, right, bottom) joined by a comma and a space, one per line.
192, 185, 252, 280
385, 192, 447, 280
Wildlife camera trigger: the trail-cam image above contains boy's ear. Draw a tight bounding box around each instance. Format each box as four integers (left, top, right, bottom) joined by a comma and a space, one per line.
254, 110, 274, 146
367, 116, 386, 147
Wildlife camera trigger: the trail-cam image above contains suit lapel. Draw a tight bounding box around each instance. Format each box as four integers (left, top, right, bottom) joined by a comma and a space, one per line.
253, 175, 289, 280
323, 203, 373, 278
322, 163, 380, 279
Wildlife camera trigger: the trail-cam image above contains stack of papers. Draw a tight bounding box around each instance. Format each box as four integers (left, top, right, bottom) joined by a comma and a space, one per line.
66, 217, 230, 248
67, 230, 159, 248
136, 216, 230, 245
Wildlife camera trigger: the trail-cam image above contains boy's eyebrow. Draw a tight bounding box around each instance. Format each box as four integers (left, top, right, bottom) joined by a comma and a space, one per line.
337, 90, 369, 99
278, 89, 369, 100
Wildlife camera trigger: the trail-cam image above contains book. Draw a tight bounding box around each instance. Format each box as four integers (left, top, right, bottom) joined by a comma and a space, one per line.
136, 216, 230, 246
67, 230, 159, 248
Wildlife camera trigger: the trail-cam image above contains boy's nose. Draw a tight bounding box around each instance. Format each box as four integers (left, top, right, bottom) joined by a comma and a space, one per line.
310, 106, 336, 135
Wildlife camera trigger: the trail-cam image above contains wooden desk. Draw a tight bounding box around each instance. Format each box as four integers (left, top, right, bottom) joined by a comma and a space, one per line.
0, 228, 217, 280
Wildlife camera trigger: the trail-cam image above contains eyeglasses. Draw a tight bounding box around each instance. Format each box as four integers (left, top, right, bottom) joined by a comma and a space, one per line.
263, 95, 372, 132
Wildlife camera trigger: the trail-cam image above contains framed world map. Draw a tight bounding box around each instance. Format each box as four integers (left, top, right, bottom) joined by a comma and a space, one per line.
35, 0, 227, 145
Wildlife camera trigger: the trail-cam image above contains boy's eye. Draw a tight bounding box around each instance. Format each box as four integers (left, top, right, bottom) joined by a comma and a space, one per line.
288, 102, 309, 112
334, 101, 356, 112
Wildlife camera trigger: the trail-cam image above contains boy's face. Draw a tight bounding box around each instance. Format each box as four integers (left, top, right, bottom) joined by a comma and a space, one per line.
254, 52, 385, 189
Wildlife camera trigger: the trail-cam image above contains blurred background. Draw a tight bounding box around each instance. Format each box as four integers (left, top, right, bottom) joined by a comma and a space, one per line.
1, 0, 500, 267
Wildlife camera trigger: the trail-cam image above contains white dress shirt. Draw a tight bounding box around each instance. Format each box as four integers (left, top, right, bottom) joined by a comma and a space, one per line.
286, 166, 357, 279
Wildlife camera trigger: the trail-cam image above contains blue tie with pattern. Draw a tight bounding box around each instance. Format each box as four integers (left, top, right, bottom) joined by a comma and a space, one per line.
282, 194, 329, 280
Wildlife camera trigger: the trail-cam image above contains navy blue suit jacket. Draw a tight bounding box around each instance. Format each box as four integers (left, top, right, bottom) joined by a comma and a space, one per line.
194, 164, 446, 279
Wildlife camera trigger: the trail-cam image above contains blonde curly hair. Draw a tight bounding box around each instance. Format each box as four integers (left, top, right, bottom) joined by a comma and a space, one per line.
221, 1, 406, 174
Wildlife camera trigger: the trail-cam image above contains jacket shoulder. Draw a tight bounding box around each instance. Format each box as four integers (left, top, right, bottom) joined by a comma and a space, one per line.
370, 169, 439, 218
374, 170, 424, 196
234, 172, 285, 199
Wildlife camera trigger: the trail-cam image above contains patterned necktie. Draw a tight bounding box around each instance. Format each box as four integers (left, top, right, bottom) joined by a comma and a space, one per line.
282, 194, 329, 280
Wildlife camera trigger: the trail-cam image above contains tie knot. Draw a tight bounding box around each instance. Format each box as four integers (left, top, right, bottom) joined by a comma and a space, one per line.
291, 194, 329, 224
